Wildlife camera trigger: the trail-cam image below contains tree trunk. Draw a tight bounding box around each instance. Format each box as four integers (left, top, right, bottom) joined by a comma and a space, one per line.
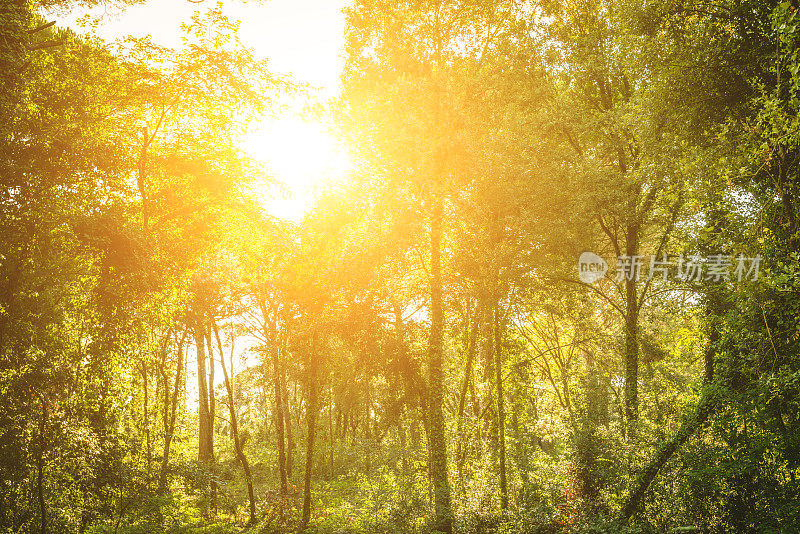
329, 386, 334, 476
159, 331, 187, 492
618, 391, 716, 523
428, 185, 453, 534
206, 328, 216, 451
283, 343, 294, 480
301, 340, 319, 530
212, 321, 257, 526
194, 319, 216, 516
204, 328, 218, 515
195, 321, 212, 463
494, 305, 508, 510
37, 396, 48, 534
456, 304, 481, 486
365, 382, 372, 472
624, 223, 640, 436
141, 360, 151, 476
271, 320, 288, 494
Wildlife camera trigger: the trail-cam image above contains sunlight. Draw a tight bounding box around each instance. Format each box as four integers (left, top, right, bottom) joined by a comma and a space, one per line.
245, 116, 353, 221
17, 0, 793, 530
55, 0, 351, 221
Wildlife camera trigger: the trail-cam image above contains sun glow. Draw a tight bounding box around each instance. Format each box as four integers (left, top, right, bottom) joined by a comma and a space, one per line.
56, 0, 352, 221
245, 116, 353, 221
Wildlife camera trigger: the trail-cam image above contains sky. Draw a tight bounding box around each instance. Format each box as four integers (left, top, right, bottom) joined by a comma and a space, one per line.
52, 0, 353, 220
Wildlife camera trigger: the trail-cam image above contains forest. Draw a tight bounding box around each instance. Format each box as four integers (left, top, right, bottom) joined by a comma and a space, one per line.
1, 0, 800, 532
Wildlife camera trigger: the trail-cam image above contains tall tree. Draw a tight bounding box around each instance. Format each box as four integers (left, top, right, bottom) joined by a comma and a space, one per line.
211, 321, 257, 526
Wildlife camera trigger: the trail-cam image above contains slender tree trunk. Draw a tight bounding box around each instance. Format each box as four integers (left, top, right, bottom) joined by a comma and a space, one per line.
301, 340, 319, 530
283, 355, 293, 480
141, 360, 152, 477
494, 305, 508, 510
619, 260, 726, 517
204, 328, 217, 515
194, 319, 216, 516
456, 303, 481, 486
37, 396, 48, 534
159, 331, 187, 492
619, 391, 717, 523
624, 224, 640, 436
328, 387, 334, 475
195, 321, 211, 463
365, 382, 372, 472
271, 322, 288, 494
428, 183, 453, 534
212, 321, 257, 526
206, 329, 216, 449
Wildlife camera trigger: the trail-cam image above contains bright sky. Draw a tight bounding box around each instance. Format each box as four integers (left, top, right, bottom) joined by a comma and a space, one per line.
53, 0, 353, 221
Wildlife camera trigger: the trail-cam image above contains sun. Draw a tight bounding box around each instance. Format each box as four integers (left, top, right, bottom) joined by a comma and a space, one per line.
56, 0, 352, 222
244, 116, 353, 221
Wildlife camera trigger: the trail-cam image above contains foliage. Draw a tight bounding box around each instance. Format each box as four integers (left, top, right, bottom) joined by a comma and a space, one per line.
2, 0, 799, 533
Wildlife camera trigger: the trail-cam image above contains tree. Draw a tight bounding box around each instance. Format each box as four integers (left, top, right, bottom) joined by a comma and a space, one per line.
212, 320, 257, 526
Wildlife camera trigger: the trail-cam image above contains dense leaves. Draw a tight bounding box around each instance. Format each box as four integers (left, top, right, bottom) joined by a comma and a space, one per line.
1, 0, 799, 533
